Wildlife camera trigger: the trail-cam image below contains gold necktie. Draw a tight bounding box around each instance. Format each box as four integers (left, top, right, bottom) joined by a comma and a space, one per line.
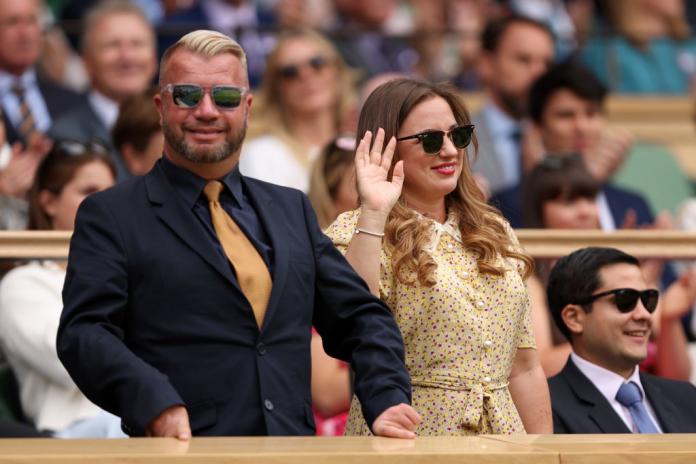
204, 180, 272, 328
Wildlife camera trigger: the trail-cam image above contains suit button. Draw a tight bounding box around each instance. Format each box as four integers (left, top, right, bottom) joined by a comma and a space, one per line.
264, 399, 274, 411
257, 342, 267, 355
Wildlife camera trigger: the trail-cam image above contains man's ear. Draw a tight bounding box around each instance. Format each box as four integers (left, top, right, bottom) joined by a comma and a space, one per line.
561, 304, 586, 336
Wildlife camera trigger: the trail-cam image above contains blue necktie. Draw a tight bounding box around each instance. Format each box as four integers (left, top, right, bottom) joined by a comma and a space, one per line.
615, 381, 659, 433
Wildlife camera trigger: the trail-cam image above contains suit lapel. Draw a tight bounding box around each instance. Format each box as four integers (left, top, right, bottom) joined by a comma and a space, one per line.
243, 178, 289, 333
145, 164, 239, 286
563, 359, 632, 433
641, 373, 681, 432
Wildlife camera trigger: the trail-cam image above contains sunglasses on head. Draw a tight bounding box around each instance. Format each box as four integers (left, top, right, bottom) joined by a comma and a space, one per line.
163, 84, 247, 110
277, 56, 330, 80
396, 125, 474, 155
52, 139, 109, 157
576, 288, 660, 313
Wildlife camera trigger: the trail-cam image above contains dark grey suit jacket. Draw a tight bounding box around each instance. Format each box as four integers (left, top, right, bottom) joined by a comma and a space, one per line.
49, 99, 130, 181
549, 357, 696, 433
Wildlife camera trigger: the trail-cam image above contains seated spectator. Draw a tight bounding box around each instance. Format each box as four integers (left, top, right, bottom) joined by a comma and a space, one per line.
522, 155, 694, 380
0, 141, 123, 438
307, 136, 358, 435
581, 0, 696, 94
240, 29, 356, 192
547, 247, 696, 433
50, 0, 157, 181
308, 135, 358, 228
112, 88, 163, 176
490, 61, 652, 230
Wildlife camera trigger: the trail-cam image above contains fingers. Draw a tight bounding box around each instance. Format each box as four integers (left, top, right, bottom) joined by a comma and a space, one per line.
391, 160, 405, 188
372, 403, 421, 439
380, 136, 396, 171
370, 128, 385, 166
620, 209, 637, 230
355, 131, 372, 173
376, 425, 416, 439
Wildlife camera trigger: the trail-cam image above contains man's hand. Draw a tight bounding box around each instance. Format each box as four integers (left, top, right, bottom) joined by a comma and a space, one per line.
372, 403, 421, 438
146, 405, 191, 440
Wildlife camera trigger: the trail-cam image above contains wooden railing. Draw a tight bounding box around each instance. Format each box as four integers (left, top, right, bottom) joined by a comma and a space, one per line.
1, 230, 696, 260
0, 435, 695, 463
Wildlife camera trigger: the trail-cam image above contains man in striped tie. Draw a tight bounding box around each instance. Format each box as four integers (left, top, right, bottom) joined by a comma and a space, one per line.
547, 246, 696, 433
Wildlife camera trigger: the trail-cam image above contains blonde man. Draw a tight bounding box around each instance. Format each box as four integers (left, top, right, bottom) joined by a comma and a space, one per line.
57, 30, 419, 439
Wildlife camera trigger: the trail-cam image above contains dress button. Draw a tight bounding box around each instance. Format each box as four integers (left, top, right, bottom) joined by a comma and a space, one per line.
448, 243, 454, 249
461, 271, 469, 278
476, 301, 485, 309
257, 342, 267, 355
484, 340, 492, 347
483, 376, 491, 383
264, 399, 274, 411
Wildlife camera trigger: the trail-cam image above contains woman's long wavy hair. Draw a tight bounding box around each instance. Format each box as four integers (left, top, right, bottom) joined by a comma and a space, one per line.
357, 78, 533, 286
249, 29, 356, 166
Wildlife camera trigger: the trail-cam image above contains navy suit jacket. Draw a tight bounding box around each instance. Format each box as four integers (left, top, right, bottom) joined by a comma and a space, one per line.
489, 183, 654, 229
57, 160, 411, 436
549, 357, 696, 433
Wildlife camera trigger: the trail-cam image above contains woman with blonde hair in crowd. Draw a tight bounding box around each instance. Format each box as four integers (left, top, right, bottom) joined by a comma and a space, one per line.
240, 29, 357, 192
325, 78, 552, 435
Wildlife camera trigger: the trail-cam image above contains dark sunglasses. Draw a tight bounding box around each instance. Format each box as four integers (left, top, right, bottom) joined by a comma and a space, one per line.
277, 56, 330, 80
576, 288, 660, 313
396, 125, 474, 155
163, 84, 247, 110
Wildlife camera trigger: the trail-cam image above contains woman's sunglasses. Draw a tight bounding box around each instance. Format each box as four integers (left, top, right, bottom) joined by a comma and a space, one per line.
396, 125, 474, 155
575, 288, 660, 313
277, 56, 330, 80
163, 84, 247, 110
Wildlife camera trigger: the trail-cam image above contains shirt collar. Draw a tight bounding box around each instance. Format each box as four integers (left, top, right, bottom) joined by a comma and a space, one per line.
159, 155, 244, 209
410, 209, 461, 252
88, 90, 120, 130
482, 100, 519, 137
571, 352, 646, 404
0, 68, 37, 92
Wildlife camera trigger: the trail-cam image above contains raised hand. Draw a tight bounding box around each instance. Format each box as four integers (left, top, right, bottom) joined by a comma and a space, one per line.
355, 128, 404, 216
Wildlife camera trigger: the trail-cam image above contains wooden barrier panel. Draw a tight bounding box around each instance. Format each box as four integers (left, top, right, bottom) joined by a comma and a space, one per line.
2, 230, 696, 260
0, 436, 557, 464
486, 434, 696, 464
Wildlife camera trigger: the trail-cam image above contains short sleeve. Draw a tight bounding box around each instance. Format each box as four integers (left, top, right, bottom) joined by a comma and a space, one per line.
324, 209, 395, 303
516, 290, 536, 350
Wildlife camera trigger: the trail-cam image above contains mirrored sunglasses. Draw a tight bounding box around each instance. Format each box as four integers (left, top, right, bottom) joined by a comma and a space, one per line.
163, 84, 247, 110
576, 288, 660, 313
396, 125, 474, 155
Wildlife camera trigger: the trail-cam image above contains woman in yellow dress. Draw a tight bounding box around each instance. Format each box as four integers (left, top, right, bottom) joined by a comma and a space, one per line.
325, 78, 552, 435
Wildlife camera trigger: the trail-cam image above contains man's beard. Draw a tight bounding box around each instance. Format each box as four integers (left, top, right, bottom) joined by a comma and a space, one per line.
163, 119, 247, 164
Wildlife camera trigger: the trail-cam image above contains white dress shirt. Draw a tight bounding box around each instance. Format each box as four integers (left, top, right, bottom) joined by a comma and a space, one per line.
571, 352, 662, 433
481, 101, 522, 190
88, 90, 119, 132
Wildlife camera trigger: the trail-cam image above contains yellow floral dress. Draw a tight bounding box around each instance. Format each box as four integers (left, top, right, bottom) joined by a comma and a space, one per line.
324, 209, 535, 436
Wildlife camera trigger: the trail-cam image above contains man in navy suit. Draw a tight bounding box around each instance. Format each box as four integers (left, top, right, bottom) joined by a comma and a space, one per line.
489, 61, 651, 230
546, 247, 696, 433
57, 30, 420, 439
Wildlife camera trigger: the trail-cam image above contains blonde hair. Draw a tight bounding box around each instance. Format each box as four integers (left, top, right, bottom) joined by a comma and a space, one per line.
358, 79, 533, 286
249, 29, 357, 167
159, 30, 248, 84
308, 136, 356, 228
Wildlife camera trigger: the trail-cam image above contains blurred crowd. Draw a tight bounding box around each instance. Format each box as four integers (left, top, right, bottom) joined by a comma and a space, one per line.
2, 0, 696, 439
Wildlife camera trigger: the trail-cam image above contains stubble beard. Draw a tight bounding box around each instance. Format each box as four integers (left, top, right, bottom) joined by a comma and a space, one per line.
163, 117, 247, 164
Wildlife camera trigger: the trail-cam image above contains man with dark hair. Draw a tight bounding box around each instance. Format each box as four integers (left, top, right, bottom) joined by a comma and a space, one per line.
490, 60, 653, 230
547, 247, 696, 433
472, 14, 554, 195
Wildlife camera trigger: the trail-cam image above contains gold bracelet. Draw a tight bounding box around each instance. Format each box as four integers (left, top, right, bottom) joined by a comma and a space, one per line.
355, 228, 385, 238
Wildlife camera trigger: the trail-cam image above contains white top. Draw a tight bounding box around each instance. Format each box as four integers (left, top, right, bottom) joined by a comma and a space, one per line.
88, 90, 119, 131
0, 261, 101, 431
240, 134, 319, 193
571, 352, 662, 432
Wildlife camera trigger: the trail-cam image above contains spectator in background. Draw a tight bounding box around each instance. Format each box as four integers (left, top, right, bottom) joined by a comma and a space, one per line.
0, 140, 122, 438
240, 29, 356, 192
112, 88, 163, 176
507, 0, 579, 58
471, 14, 554, 195
581, 0, 696, 94
307, 135, 358, 229
520, 155, 694, 380
490, 61, 650, 230
547, 247, 696, 433
50, 0, 157, 181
